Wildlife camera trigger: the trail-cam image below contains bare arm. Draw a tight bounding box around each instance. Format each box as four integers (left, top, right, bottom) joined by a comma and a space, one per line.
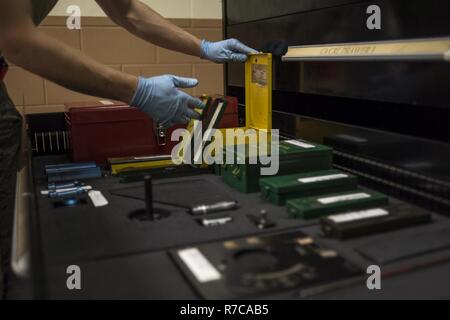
96, 0, 202, 57
0, 0, 138, 103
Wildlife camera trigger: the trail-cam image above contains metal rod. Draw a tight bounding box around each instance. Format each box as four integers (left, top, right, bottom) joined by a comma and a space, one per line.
56, 131, 60, 151
63, 131, 67, 150
34, 133, 39, 153
49, 132, 53, 152
41, 133, 46, 153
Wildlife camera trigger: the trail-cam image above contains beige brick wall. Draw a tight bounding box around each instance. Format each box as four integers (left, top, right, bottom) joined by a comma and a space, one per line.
3, 16, 223, 115
50, 0, 223, 19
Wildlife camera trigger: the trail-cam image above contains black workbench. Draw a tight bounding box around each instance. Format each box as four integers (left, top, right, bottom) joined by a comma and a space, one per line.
30, 156, 450, 300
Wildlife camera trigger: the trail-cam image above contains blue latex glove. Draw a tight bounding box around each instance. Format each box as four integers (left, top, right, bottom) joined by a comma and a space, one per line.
200, 39, 258, 63
130, 75, 205, 128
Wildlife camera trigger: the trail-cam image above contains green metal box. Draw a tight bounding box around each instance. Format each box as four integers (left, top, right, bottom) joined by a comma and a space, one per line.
259, 169, 358, 205
287, 190, 389, 220
221, 140, 333, 193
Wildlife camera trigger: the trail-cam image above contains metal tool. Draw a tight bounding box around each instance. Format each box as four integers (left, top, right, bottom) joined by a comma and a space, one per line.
200, 216, 233, 227
47, 180, 84, 191
42, 133, 46, 153
49, 132, 53, 152
34, 133, 39, 153
189, 201, 239, 216
248, 210, 276, 230
48, 186, 92, 199
56, 131, 60, 151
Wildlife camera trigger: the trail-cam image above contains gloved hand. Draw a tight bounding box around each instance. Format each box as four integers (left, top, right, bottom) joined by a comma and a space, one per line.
200, 39, 258, 63
130, 75, 205, 128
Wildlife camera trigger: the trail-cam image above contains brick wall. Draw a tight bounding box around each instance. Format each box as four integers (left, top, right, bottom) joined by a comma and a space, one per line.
3, 16, 223, 115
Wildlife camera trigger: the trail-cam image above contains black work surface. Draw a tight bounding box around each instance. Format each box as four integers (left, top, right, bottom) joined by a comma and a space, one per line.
32, 156, 450, 299
32, 156, 319, 267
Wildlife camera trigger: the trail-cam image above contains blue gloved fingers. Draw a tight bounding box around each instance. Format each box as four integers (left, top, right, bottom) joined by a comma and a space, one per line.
170, 115, 189, 126
177, 90, 206, 110
162, 121, 175, 128
171, 76, 199, 89
169, 94, 201, 125
230, 53, 249, 63
130, 75, 205, 129
200, 39, 257, 63
183, 107, 202, 120
172, 112, 193, 126
227, 39, 258, 55
186, 95, 206, 110
181, 116, 191, 124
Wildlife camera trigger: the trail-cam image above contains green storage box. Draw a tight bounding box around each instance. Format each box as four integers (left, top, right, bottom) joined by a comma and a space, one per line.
213, 163, 222, 176
260, 169, 358, 205
221, 140, 333, 193
287, 190, 389, 220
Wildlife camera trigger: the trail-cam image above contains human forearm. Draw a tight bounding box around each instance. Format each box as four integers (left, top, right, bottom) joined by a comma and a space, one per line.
98, 0, 201, 57
97, 0, 257, 63
3, 29, 138, 103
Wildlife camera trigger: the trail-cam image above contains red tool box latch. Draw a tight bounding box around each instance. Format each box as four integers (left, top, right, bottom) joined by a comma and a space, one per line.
154, 124, 168, 146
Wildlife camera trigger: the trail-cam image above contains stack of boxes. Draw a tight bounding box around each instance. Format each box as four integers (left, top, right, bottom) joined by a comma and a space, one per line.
221, 140, 333, 193
216, 53, 391, 221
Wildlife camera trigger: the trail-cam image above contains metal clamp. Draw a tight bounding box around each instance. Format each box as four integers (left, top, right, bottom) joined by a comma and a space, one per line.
154, 124, 168, 146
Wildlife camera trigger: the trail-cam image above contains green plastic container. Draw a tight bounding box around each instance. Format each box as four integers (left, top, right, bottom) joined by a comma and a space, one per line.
221, 140, 333, 193
212, 163, 222, 176
260, 169, 358, 205
287, 190, 389, 220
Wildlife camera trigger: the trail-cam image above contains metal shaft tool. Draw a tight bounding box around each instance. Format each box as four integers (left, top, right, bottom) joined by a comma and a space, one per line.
190, 201, 239, 216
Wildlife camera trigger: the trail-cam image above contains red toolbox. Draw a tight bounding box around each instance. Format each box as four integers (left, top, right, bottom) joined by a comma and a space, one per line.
65, 101, 184, 164
217, 96, 240, 129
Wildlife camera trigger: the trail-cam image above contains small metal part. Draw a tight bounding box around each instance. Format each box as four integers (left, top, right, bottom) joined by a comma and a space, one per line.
48, 186, 91, 199
48, 181, 84, 190
42, 133, 46, 153
190, 201, 239, 216
297, 237, 314, 246
200, 216, 233, 227
248, 210, 276, 230
246, 237, 262, 245
34, 133, 39, 153
49, 132, 53, 152
154, 124, 168, 146
260, 209, 268, 221
63, 131, 67, 150
223, 241, 239, 250
317, 249, 338, 259
56, 131, 60, 151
